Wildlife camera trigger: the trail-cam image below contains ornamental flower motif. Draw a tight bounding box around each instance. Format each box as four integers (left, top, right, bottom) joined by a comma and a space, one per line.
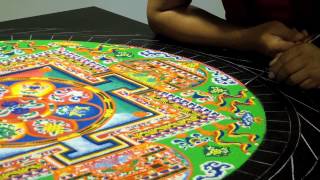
0, 78, 114, 146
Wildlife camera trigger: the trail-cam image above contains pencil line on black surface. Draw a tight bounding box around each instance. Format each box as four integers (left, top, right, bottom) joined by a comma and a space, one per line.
236, 170, 258, 177
248, 159, 272, 166
189, 54, 201, 59
0, 28, 15, 33
238, 64, 266, 72
263, 138, 289, 143
245, 72, 266, 85
211, 54, 253, 63
173, 50, 184, 55
140, 43, 150, 48
291, 156, 295, 180
298, 113, 320, 133
104, 39, 111, 43
257, 149, 280, 155
304, 161, 318, 178
269, 160, 290, 180
279, 91, 320, 113
131, 39, 160, 42
301, 134, 318, 160
93, 34, 141, 37
226, 71, 243, 76
12, 28, 59, 35
125, 40, 132, 45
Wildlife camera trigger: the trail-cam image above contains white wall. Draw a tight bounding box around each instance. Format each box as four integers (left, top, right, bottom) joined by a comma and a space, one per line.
0, 0, 95, 22
95, 0, 150, 24
0, 0, 225, 24
192, 0, 225, 19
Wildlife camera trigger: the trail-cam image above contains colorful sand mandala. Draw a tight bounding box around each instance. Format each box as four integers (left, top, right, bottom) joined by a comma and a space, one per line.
0, 40, 266, 179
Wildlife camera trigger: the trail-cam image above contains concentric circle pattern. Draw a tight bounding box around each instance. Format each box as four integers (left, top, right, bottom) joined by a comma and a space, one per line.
0, 77, 115, 146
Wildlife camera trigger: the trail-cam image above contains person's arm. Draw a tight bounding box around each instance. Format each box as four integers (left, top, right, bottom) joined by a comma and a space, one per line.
147, 0, 306, 56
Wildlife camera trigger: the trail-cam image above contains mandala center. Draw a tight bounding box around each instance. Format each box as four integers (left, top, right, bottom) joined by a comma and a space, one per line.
0, 78, 115, 146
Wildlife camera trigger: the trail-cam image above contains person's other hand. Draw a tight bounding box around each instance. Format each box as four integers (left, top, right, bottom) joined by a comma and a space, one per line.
269, 43, 320, 89
243, 21, 307, 56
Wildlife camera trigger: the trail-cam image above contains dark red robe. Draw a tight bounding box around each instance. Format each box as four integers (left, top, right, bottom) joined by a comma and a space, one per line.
222, 0, 318, 31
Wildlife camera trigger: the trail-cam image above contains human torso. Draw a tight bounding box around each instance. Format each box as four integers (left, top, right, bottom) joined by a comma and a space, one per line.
222, 0, 319, 32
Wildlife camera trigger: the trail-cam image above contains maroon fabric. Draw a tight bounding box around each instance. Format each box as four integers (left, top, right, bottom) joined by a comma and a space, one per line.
222, 0, 317, 31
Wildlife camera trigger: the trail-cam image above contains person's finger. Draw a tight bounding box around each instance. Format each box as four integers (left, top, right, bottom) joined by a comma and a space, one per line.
297, 29, 309, 42
269, 59, 285, 79
270, 49, 301, 80
276, 25, 305, 42
269, 53, 282, 79
299, 79, 318, 89
271, 37, 296, 52
269, 53, 282, 66
292, 28, 301, 38
276, 57, 306, 82
302, 29, 309, 38
286, 69, 309, 85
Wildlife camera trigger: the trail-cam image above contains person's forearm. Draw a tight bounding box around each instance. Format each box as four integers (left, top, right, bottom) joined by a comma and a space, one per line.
147, 4, 248, 50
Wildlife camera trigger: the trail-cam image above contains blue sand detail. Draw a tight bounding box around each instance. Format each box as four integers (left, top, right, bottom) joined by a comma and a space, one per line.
55, 104, 101, 120
0, 145, 46, 160
60, 137, 120, 159
14, 135, 46, 143
0, 81, 19, 86
77, 120, 98, 129
97, 93, 155, 130
88, 94, 105, 108
96, 75, 140, 91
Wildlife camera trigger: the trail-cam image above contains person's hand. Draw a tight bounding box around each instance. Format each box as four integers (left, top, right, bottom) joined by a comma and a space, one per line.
243, 21, 307, 56
269, 43, 320, 89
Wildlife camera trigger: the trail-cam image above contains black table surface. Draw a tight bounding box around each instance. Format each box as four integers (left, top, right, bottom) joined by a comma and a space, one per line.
0, 6, 319, 179
0, 6, 153, 35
